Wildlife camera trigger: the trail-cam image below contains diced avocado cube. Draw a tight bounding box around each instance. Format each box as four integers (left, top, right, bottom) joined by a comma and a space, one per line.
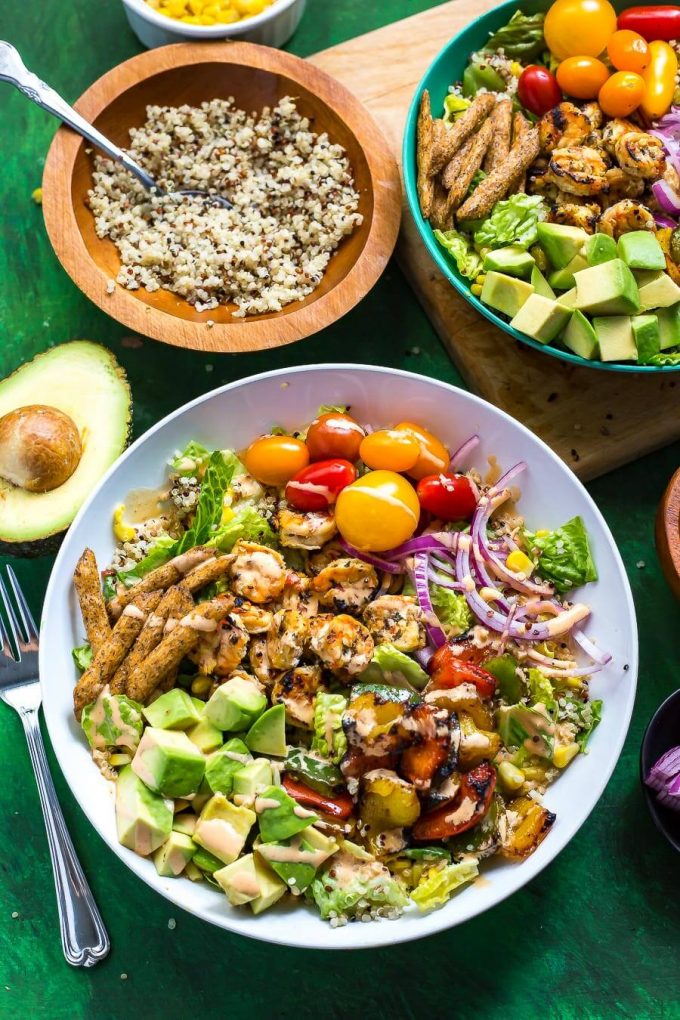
557, 287, 577, 309
617, 230, 666, 271
186, 717, 223, 754
215, 853, 262, 906
205, 737, 252, 796
256, 826, 339, 896
585, 232, 617, 266
192, 845, 224, 874
592, 316, 637, 362
632, 313, 661, 363
233, 758, 273, 798
205, 675, 266, 732
153, 830, 196, 877
172, 813, 197, 837
257, 785, 318, 843
191, 777, 213, 815
574, 259, 640, 315
245, 704, 287, 757
298, 825, 339, 861
530, 265, 556, 299
185, 861, 204, 882
250, 855, 288, 915
115, 765, 173, 857
480, 272, 534, 318
562, 309, 599, 360
510, 294, 571, 344
483, 245, 535, 279
131, 728, 205, 799
658, 302, 680, 349
536, 222, 588, 269
194, 793, 256, 865
635, 270, 680, 311
81, 689, 143, 752
548, 253, 588, 291
142, 689, 202, 731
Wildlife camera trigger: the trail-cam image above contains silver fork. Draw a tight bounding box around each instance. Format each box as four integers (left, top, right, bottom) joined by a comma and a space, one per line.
0, 566, 109, 967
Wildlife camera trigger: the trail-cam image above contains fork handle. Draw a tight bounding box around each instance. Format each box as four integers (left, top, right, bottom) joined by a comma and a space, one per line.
20, 708, 110, 967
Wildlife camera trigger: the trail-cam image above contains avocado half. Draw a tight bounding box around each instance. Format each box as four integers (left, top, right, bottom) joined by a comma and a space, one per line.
0, 341, 131, 557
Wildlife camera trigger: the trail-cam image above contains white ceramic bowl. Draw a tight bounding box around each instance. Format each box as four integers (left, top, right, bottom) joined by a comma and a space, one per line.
41, 365, 638, 949
121, 0, 305, 49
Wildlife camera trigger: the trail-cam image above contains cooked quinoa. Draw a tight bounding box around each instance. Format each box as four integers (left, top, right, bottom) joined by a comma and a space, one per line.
88, 96, 363, 317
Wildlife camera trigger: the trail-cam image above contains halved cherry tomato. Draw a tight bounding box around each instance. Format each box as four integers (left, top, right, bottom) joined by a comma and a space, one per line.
607, 29, 650, 72
244, 435, 309, 487
412, 762, 497, 840
335, 469, 420, 552
285, 458, 356, 512
641, 39, 678, 119
518, 65, 563, 115
598, 69, 645, 116
282, 774, 354, 819
556, 56, 610, 99
360, 429, 420, 472
305, 412, 365, 462
427, 645, 497, 699
617, 5, 680, 41
416, 472, 476, 521
394, 422, 449, 481
545, 0, 617, 60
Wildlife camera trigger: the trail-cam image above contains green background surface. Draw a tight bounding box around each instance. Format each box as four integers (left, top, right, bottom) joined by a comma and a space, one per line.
0, 1, 678, 1017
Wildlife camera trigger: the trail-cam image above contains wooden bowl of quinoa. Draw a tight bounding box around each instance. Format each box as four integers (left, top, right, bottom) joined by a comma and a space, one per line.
42, 42, 401, 353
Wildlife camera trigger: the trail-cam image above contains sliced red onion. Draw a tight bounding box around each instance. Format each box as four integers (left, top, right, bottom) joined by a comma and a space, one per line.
646, 746, 680, 792
470, 541, 512, 613
652, 179, 680, 215
527, 649, 578, 670
413, 552, 446, 648
655, 213, 677, 229
572, 628, 612, 666
449, 434, 480, 471
472, 487, 554, 597
414, 645, 434, 670
385, 533, 459, 560
494, 461, 527, 490
656, 780, 680, 809
497, 600, 519, 656
338, 539, 403, 574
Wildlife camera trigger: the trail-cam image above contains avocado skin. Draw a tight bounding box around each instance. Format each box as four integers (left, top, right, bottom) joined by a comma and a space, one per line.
0, 342, 131, 558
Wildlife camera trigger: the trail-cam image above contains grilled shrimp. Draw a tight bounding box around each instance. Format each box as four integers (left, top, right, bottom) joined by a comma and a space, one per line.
363, 595, 426, 653
229, 541, 287, 604
309, 613, 374, 677
276, 507, 338, 550
266, 608, 309, 671
230, 602, 273, 634
539, 102, 592, 153
582, 102, 604, 131
602, 167, 645, 203
214, 617, 250, 676
230, 472, 264, 503
602, 117, 638, 156
279, 572, 320, 618
308, 541, 347, 573
548, 198, 600, 233
312, 558, 378, 612
249, 636, 277, 686
271, 664, 323, 728
598, 199, 656, 238
544, 146, 609, 196
614, 131, 666, 180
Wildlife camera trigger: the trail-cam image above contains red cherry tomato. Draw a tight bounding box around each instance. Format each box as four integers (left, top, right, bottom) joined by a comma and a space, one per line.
305, 412, 366, 462
617, 5, 680, 41
416, 472, 476, 521
517, 65, 563, 116
285, 459, 356, 512
427, 645, 497, 699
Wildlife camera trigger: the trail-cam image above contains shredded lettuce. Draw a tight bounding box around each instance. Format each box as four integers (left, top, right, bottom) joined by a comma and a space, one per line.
644, 352, 680, 366
434, 228, 483, 280
102, 574, 117, 600
524, 516, 597, 593
359, 643, 429, 691
317, 404, 348, 415
309, 853, 408, 920
170, 441, 210, 477
483, 10, 546, 61
443, 93, 471, 123
404, 577, 472, 637
116, 534, 178, 588
527, 668, 557, 713
311, 692, 348, 764
411, 858, 479, 911
81, 690, 144, 751
176, 450, 235, 554
72, 642, 93, 673
471, 194, 547, 250
208, 505, 277, 553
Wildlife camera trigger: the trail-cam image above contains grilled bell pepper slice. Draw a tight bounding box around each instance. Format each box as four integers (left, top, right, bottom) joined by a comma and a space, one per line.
428, 645, 497, 699
412, 762, 496, 840
282, 774, 354, 820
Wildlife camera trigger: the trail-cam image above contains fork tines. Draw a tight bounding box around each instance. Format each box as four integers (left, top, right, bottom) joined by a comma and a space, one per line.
0, 565, 39, 668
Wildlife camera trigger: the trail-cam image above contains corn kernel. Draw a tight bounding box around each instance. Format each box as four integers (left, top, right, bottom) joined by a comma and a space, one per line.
31, 187, 43, 205
535, 529, 550, 538
498, 761, 525, 791
109, 753, 132, 767
553, 742, 580, 769
475, 273, 486, 284
471, 284, 483, 296
113, 505, 136, 543
506, 549, 534, 575
191, 676, 212, 697
149, 0, 272, 21
510, 61, 523, 76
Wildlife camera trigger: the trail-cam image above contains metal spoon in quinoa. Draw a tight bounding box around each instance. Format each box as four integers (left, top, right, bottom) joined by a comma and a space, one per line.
0, 42, 232, 209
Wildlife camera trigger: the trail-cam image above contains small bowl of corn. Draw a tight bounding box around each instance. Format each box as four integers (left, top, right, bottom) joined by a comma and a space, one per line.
121, 0, 305, 49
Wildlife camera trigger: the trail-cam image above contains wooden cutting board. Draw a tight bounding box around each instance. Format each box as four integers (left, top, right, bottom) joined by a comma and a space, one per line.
311, 1, 680, 481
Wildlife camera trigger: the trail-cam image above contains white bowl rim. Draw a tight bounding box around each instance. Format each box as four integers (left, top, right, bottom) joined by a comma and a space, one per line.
40, 363, 639, 949
121, 0, 299, 37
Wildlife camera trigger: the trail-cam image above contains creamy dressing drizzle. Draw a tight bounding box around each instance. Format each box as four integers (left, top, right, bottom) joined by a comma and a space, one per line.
123, 604, 146, 621
173, 549, 212, 575
179, 613, 218, 633
293, 804, 317, 819
223, 751, 252, 764
345, 485, 419, 523
195, 818, 243, 861
254, 797, 281, 813
258, 838, 329, 869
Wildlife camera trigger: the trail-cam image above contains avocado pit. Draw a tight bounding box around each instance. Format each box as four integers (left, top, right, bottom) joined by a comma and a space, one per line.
0, 404, 82, 493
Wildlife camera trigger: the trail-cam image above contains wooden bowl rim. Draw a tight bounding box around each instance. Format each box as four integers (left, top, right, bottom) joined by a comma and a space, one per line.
656, 466, 680, 601
42, 41, 402, 354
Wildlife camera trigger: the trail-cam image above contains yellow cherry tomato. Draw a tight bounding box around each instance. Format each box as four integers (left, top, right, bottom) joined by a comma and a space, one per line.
598, 70, 645, 117
335, 470, 420, 552
243, 435, 309, 487
556, 56, 610, 99
607, 30, 650, 73
394, 422, 449, 481
544, 0, 617, 60
359, 429, 420, 472
641, 40, 678, 120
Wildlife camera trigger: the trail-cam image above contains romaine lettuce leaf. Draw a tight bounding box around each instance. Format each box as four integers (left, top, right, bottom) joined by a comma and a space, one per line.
527, 668, 557, 713
430, 584, 473, 638
471, 194, 547, 250
359, 643, 429, 691
72, 642, 93, 673
434, 228, 483, 280
170, 441, 210, 477
116, 534, 178, 588
208, 505, 277, 553
411, 858, 479, 911
463, 53, 507, 97
311, 692, 348, 764
81, 689, 144, 751
309, 853, 408, 920
559, 695, 603, 752
176, 450, 236, 554
483, 10, 546, 61
524, 516, 597, 593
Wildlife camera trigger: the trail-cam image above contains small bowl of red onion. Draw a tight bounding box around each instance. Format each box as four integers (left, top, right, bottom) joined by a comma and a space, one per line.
641, 688, 680, 853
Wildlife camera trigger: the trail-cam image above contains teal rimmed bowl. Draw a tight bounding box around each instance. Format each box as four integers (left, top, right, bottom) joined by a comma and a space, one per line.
402, 0, 680, 373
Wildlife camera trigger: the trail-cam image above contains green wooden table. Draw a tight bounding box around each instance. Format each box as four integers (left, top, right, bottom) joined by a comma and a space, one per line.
1, 2, 679, 1016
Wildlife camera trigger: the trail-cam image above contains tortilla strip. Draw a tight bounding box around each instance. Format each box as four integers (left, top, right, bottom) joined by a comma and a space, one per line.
73, 590, 163, 719
183, 555, 234, 595
417, 90, 436, 219
429, 93, 496, 176
429, 180, 452, 232
126, 596, 233, 704
442, 117, 494, 216
483, 98, 513, 173
73, 549, 111, 658
456, 127, 540, 221
107, 547, 214, 620
109, 584, 193, 695
511, 112, 531, 192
